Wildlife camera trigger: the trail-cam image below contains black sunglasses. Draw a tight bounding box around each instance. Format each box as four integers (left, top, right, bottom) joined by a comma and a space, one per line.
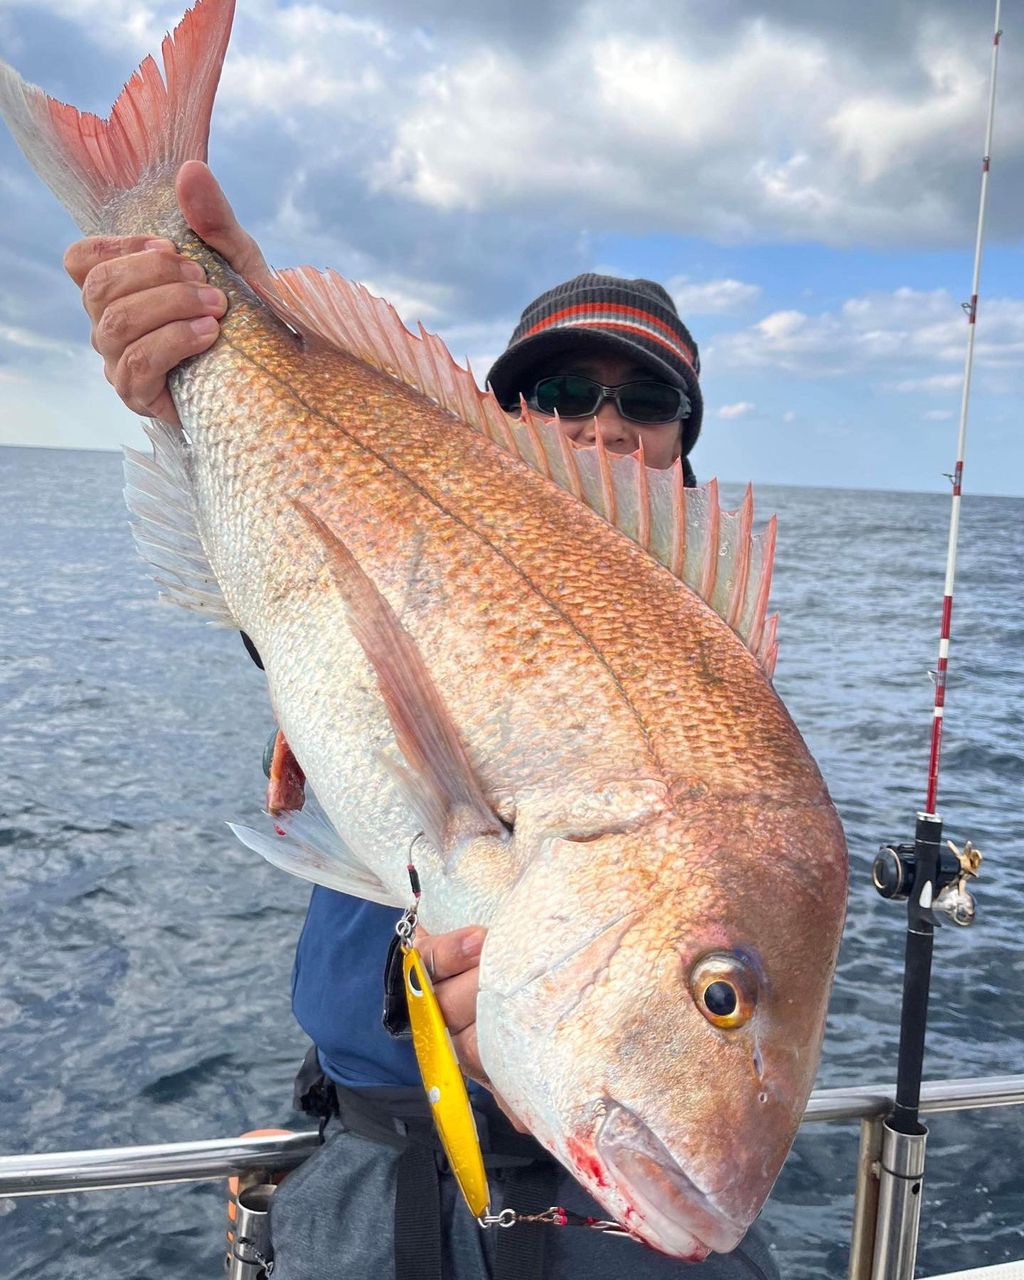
522, 374, 691, 425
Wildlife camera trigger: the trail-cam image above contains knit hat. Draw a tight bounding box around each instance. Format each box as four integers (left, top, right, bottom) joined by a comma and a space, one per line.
485, 273, 703, 459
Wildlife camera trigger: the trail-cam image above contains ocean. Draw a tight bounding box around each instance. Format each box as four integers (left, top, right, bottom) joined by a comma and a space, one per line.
1, 445, 1021, 1278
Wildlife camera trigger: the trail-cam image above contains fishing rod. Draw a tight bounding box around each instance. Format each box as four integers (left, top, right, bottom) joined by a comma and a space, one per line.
868, 3, 1003, 1277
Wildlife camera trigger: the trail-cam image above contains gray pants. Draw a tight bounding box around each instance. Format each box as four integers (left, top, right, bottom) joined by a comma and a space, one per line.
269, 1119, 781, 1280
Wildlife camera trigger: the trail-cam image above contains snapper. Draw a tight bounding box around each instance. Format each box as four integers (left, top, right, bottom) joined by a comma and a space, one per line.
0, 0, 847, 1259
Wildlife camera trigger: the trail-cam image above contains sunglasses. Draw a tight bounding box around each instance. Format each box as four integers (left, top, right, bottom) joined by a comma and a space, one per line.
524, 375, 691, 425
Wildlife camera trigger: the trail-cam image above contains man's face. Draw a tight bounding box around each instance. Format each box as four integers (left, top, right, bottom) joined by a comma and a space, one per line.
521, 353, 684, 471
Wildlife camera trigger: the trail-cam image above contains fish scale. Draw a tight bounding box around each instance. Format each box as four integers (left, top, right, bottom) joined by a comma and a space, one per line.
0, 0, 848, 1259
188, 311, 807, 802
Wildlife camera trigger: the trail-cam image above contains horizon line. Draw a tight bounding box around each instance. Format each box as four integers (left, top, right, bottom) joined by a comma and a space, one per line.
2, 441, 1021, 501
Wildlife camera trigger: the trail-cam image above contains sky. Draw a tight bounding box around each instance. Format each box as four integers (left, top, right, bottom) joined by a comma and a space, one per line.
0, 0, 1021, 495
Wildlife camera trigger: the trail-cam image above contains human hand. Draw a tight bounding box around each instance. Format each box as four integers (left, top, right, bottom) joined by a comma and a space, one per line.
414, 925, 529, 1134
63, 160, 270, 427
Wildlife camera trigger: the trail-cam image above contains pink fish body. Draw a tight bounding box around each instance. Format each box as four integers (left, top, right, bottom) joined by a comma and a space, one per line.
0, 1, 847, 1258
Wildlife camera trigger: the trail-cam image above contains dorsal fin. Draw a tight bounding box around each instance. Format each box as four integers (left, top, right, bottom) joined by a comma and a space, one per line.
253, 267, 779, 676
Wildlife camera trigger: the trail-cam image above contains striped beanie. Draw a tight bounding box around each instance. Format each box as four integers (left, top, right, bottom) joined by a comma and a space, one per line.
486, 273, 703, 459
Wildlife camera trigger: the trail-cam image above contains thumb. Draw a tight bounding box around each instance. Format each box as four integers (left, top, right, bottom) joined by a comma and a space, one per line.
176, 160, 270, 285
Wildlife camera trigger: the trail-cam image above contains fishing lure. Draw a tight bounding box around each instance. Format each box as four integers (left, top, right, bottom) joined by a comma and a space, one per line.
396, 883, 490, 1219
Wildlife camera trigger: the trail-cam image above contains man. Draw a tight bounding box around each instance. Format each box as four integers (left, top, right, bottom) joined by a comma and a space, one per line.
65, 161, 781, 1280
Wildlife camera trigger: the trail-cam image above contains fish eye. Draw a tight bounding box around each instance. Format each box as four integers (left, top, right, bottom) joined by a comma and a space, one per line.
703, 981, 737, 1017
689, 952, 758, 1029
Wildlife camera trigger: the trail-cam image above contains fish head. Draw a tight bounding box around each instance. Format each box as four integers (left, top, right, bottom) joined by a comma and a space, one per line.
475, 799, 847, 1258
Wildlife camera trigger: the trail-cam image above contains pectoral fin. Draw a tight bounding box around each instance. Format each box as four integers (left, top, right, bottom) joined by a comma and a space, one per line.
293, 502, 508, 858
229, 804, 403, 907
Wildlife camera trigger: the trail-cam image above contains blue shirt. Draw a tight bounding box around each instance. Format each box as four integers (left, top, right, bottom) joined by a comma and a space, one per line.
291, 886, 422, 1087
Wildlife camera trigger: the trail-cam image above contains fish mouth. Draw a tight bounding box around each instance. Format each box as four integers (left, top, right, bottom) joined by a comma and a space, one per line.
595, 1101, 745, 1257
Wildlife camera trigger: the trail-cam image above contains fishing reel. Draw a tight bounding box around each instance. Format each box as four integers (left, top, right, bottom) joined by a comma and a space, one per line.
872, 836, 982, 926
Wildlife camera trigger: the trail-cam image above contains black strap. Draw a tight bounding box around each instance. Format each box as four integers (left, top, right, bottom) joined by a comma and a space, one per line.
382, 932, 413, 1038
292, 1054, 557, 1279
330, 1081, 549, 1168
494, 1160, 558, 1280
394, 1143, 442, 1280
292, 1044, 339, 1143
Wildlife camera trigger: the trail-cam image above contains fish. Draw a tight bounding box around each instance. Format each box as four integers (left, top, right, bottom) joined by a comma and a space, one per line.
0, 0, 848, 1259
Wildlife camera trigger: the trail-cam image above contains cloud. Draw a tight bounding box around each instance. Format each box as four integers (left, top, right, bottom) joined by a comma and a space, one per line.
717, 288, 1024, 378
367, 10, 1023, 248
217, 7, 393, 119
3, 0, 1022, 352
334, 0, 589, 53
0, 322, 75, 356
717, 401, 756, 419
828, 43, 988, 184
887, 373, 964, 393
923, 408, 955, 420
0, 2, 168, 58
1, 0, 1023, 476
8, 0, 1022, 257
0, 335, 143, 450
669, 276, 761, 315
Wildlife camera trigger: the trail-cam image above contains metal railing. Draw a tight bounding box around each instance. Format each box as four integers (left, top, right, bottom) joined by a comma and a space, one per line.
1, 1074, 1022, 1277
0, 1128, 319, 1198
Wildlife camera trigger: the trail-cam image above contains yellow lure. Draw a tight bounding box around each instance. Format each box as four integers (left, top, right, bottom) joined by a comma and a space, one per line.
402, 944, 491, 1218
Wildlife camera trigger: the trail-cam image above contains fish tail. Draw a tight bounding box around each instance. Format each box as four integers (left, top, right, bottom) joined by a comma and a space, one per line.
0, 0, 234, 235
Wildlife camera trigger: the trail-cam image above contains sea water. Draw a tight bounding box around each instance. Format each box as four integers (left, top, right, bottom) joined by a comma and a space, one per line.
1, 446, 1021, 1277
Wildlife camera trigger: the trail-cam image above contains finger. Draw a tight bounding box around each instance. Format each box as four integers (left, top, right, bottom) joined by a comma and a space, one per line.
93, 280, 226, 364
127, 385, 179, 428
109, 317, 220, 418
81, 250, 208, 327
177, 160, 270, 284
492, 1091, 531, 1135
451, 1022, 489, 1086
414, 926, 485, 984
64, 235, 178, 288
430, 967, 480, 1038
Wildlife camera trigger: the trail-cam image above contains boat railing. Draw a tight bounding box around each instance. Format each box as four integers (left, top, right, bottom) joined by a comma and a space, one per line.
2, 1073, 1022, 1280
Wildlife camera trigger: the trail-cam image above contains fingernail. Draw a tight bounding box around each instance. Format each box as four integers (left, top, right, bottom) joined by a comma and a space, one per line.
181, 260, 206, 282
460, 929, 485, 958
144, 238, 174, 253
191, 316, 219, 337
199, 286, 225, 310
